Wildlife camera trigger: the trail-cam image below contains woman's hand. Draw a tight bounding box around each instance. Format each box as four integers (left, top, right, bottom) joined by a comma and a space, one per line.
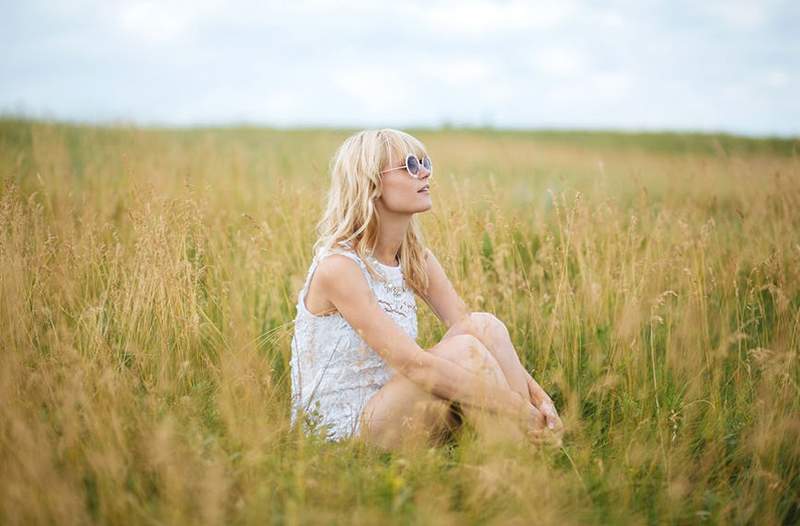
524, 370, 564, 446
517, 400, 558, 447
523, 402, 548, 444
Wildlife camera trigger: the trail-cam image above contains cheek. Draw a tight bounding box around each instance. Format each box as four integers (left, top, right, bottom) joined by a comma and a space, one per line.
381, 180, 414, 205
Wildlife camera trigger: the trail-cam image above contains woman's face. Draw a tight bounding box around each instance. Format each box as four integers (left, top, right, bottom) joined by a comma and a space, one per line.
377, 152, 432, 215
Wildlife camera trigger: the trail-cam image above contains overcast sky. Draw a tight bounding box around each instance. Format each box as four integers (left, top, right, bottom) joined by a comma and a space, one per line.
2, 0, 798, 136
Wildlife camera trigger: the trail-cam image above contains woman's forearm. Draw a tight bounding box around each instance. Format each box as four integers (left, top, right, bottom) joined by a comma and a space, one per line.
408, 352, 530, 421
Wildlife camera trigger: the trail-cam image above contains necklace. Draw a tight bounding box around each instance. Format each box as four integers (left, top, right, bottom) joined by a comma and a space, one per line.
365, 255, 418, 315
365, 255, 409, 297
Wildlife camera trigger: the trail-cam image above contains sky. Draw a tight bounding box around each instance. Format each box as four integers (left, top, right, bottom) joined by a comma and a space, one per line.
1, 0, 798, 136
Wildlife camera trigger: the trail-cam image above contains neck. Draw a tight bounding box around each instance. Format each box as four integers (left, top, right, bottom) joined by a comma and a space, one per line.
373, 205, 411, 266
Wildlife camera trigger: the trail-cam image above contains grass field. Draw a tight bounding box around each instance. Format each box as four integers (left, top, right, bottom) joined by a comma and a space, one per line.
1, 118, 799, 524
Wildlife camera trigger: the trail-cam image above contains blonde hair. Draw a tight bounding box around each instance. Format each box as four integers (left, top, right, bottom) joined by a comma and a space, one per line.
311, 128, 430, 297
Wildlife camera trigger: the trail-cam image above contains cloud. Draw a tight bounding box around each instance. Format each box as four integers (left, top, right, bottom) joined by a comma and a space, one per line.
701, 0, 774, 30
765, 71, 790, 88
421, 0, 576, 36
531, 48, 587, 77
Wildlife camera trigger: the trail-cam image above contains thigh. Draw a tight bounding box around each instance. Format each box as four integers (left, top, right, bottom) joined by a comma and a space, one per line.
357, 372, 457, 453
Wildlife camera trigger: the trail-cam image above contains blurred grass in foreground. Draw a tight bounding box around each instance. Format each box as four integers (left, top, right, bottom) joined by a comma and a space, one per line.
1, 118, 799, 525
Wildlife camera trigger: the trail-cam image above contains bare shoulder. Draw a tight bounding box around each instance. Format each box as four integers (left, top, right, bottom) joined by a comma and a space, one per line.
316, 253, 357, 278
314, 253, 372, 297
303, 254, 368, 316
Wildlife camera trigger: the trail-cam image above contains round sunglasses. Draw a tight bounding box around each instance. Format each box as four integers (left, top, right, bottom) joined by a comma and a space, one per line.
379, 154, 433, 179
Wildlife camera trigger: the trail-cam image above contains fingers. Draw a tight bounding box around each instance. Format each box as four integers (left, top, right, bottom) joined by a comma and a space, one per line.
525, 371, 561, 430
527, 403, 546, 430
536, 397, 556, 429
526, 428, 563, 448
526, 372, 554, 407
542, 401, 562, 431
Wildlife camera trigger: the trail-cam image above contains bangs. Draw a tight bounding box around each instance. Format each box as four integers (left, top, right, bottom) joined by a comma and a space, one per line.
380, 129, 428, 167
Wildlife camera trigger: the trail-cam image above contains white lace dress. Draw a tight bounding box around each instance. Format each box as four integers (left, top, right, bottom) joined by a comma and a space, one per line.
289, 244, 418, 442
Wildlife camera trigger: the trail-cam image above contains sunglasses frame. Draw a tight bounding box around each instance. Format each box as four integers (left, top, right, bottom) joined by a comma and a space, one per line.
379, 153, 433, 179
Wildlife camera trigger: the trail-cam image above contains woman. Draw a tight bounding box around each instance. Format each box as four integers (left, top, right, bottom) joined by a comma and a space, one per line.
290, 128, 563, 452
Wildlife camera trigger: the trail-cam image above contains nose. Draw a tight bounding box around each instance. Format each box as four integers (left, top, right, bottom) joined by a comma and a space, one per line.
418, 163, 431, 179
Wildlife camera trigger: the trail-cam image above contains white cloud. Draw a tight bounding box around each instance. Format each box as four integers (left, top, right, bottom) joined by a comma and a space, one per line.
590, 72, 634, 99
118, 2, 188, 43
332, 64, 414, 118
702, 0, 773, 30
427, 58, 494, 84
765, 71, 790, 88
421, 0, 575, 36
530, 47, 587, 77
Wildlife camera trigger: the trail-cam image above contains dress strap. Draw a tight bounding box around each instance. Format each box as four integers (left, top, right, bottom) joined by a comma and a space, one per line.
298, 246, 373, 304
320, 247, 373, 284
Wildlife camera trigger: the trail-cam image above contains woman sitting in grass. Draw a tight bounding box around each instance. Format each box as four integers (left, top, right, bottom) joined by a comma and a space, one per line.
290, 128, 564, 452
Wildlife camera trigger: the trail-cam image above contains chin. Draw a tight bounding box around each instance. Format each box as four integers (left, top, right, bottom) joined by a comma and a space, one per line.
392, 201, 432, 214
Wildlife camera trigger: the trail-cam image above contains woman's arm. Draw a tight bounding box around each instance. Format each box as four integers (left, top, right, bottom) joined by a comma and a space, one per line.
316, 255, 533, 422
418, 248, 470, 329
420, 247, 564, 435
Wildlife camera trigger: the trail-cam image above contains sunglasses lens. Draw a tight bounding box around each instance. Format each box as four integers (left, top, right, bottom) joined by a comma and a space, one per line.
422, 157, 432, 172
406, 155, 420, 176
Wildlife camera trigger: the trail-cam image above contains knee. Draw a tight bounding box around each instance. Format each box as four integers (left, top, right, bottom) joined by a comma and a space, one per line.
469, 312, 509, 340
436, 334, 493, 370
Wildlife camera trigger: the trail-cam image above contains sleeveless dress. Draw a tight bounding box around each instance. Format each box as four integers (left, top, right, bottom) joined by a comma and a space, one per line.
289, 243, 419, 442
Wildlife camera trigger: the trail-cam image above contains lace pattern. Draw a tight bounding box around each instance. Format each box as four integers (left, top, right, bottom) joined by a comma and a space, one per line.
289, 243, 418, 442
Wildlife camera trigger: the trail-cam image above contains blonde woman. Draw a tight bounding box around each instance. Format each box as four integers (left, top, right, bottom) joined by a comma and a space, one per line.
290, 129, 563, 452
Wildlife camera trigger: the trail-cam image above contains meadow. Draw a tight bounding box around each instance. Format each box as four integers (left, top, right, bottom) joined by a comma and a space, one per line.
1, 118, 798, 524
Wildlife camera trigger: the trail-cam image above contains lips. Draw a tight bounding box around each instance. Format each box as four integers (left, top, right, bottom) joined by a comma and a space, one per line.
417, 184, 430, 193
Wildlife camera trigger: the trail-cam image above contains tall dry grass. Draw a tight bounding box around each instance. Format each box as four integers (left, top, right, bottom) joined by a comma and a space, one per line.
1, 119, 799, 524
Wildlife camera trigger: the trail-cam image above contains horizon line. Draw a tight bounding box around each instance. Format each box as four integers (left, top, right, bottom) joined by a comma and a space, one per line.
2, 114, 798, 141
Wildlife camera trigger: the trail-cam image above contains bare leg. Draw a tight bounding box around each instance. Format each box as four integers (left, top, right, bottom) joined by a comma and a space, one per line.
355, 374, 457, 455
440, 312, 530, 402
431, 334, 528, 448
357, 334, 526, 453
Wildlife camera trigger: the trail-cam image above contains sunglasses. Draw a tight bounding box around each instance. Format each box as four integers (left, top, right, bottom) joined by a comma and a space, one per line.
379, 154, 433, 179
